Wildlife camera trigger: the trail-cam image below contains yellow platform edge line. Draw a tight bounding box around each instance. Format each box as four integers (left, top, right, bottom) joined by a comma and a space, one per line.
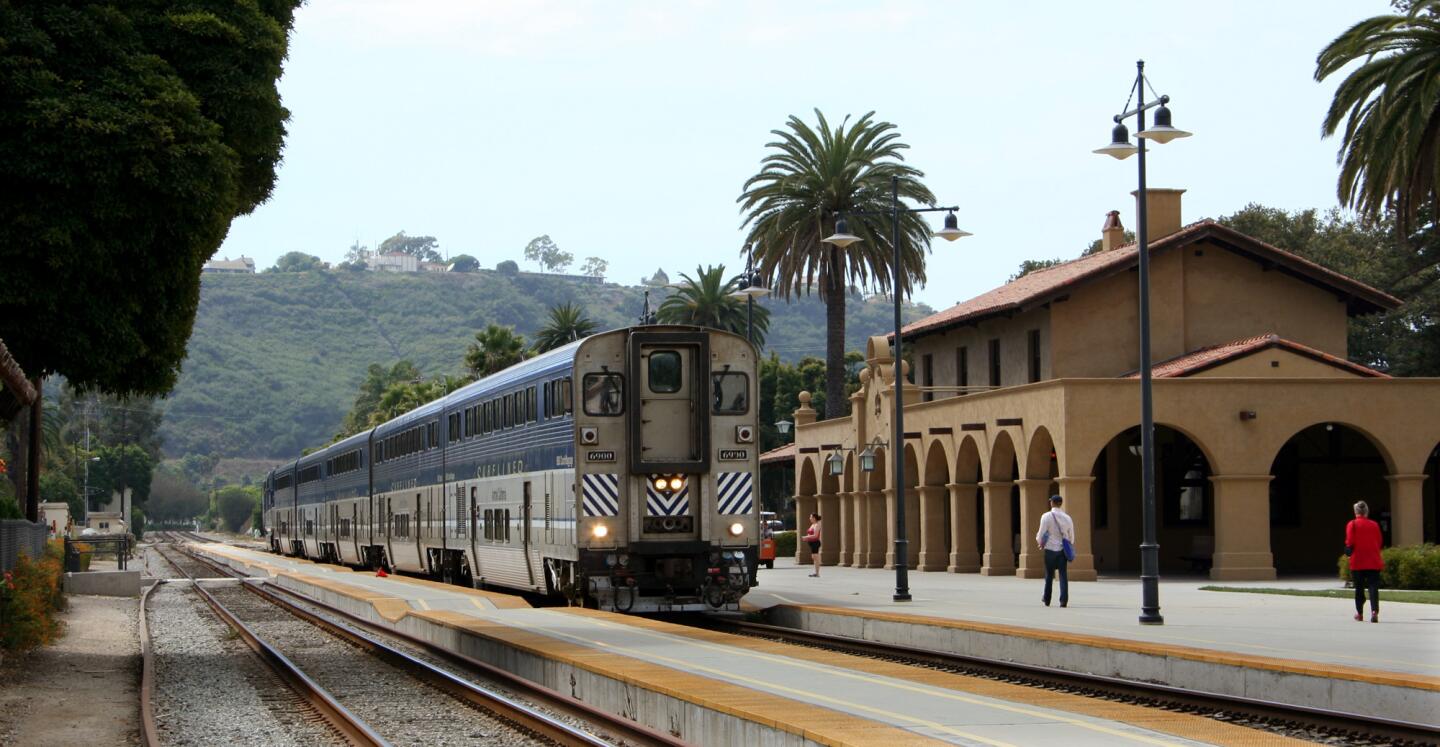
774, 603, 1440, 692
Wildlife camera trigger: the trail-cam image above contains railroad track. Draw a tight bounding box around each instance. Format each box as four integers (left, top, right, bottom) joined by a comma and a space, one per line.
701, 617, 1440, 747
147, 543, 687, 747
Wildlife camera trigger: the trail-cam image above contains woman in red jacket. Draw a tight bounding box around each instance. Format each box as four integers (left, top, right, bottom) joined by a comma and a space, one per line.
1346, 500, 1384, 623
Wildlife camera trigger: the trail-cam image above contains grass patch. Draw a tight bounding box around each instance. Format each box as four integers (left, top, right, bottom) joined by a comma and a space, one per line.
1199, 586, 1440, 605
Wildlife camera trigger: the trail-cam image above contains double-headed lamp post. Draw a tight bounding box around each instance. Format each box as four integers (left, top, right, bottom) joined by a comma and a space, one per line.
823, 174, 970, 602
732, 243, 771, 345
1094, 60, 1191, 626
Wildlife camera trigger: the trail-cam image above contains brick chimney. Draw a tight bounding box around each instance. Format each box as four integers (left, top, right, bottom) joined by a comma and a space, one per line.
1130, 188, 1185, 240
1101, 210, 1125, 252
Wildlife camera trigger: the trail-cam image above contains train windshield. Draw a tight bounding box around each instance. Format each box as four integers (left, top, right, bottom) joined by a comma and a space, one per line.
711, 372, 748, 414
647, 351, 682, 393
583, 372, 625, 415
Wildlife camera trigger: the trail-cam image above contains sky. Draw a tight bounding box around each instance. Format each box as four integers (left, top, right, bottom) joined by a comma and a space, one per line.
218, 0, 1390, 311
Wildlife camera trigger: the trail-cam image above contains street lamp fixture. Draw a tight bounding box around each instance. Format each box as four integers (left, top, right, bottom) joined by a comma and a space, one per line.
731, 243, 771, 345
858, 444, 878, 474
822, 174, 969, 602
774, 419, 793, 435
1095, 59, 1192, 626
826, 450, 845, 477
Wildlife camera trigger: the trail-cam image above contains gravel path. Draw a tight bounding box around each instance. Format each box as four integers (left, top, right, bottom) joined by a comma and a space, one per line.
204, 583, 552, 747
148, 579, 344, 747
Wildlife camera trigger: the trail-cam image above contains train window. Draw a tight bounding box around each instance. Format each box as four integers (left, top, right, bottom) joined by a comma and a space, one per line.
340, 518, 351, 538
562, 377, 573, 414
648, 350, 682, 393
712, 372, 749, 414
528, 386, 537, 423
502, 395, 512, 428
428, 422, 437, 448
583, 373, 625, 415
464, 408, 473, 437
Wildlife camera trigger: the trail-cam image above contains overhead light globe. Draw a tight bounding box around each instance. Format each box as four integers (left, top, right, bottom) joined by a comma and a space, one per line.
822, 216, 862, 248
1137, 105, 1192, 144
934, 212, 971, 242
1094, 122, 1138, 160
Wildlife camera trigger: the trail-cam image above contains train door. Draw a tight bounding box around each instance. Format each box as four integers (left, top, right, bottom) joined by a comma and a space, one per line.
636, 343, 701, 463
469, 486, 479, 580
544, 473, 555, 545
384, 497, 393, 570
351, 503, 360, 561
522, 481, 535, 585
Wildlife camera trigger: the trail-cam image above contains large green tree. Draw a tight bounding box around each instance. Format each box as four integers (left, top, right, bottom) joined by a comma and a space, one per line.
337, 361, 421, 438
0, 2, 299, 400
656, 265, 770, 346
738, 110, 936, 418
523, 235, 573, 273
1318, 0, 1440, 233
267, 251, 325, 273
378, 231, 442, 263
465, 324, 529, 378
533, 303, 598, 353
90, 443, 155, 510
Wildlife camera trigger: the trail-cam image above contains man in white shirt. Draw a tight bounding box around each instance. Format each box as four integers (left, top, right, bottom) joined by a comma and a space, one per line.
1035, 495, 1075, 607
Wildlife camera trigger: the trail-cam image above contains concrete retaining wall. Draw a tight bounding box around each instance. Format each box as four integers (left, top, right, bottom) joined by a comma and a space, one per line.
64, 570, 141, 597
765, 606, 1436, 726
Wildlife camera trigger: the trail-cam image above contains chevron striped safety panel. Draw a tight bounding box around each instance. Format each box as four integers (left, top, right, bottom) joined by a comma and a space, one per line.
581, 473, 620, 517
716, 471, 754, 515
645, 484, 691, 516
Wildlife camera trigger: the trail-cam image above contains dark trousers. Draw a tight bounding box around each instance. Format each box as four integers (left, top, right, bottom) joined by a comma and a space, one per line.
1353, 569, 1380, 614
1043, 549, 1068, 605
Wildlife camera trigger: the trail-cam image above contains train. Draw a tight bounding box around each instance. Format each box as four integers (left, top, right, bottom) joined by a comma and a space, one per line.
263, 325, 762, 612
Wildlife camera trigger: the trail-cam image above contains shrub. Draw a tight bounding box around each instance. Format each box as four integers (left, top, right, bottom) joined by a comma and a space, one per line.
0, 541, 66, 652
1337, 544, 1440, 590
773, 530, 796, 559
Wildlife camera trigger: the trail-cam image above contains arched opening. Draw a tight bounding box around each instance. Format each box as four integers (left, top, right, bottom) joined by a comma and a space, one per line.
1269, 423, 1390, 573
796, 459, 818, 564
864, 448, 888, 568
983, 431, 1020, 574
840, 453, 857, 566
951, 437, 983, 573
922, 440, 952, 570
1088, 425, 1215, 574
1426, 443, 1439, 545
1018, 428, 1060, 578
898, 444, 921, 568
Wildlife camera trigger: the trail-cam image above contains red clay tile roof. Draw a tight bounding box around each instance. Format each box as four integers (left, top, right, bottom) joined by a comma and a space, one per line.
759, 442, 797, 465
1123, 333, 1388, 379
896, 220, 1400, 341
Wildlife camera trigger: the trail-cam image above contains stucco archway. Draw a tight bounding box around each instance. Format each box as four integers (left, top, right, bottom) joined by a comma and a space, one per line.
920, 439, 951, 571
860, 447, 888, 568
796, 458, 818, 564
1017, 427, 1061, 578
949, 436, 984, 572
1269, 423, 1389, 573
981, 431, 1020, 575
1088, 424, 1215, 574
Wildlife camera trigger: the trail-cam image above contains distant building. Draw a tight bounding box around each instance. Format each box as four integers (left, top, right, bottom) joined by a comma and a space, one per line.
202, 256, 256, 274
419, 261, 449, 273
367, 252, 419, 273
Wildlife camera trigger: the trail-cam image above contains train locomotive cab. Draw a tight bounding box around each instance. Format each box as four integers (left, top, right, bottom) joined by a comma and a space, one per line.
574, 327, 760, 612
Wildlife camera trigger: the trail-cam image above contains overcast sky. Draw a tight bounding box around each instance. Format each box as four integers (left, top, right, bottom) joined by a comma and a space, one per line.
218, 0, 1387, 311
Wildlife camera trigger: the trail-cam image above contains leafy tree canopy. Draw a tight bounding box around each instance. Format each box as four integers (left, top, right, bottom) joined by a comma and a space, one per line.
449, 254, 480, 273
533, 303, 599, 353
524, 235, 573, 273
267, 251, 325, 273
147, 467, 208, 523
337, 361, 421, 439
657, 265, 770, 346
378, 231, 442, 263
90, 442, 155, 509
465, 324, 529, 378
580, 257, 609, 277
496, 259, 520, 275
0, 1, 300, 400
215, 484, 258, 532
1010, 259, 1064, 281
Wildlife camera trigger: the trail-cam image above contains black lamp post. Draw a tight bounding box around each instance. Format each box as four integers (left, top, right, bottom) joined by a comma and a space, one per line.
731, 243, 771, 345
1094, 60, 1191, 626
823, 174, 969, 602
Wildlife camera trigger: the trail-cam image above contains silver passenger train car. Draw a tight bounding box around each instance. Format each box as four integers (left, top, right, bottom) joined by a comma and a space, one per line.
263, 326, 761, 612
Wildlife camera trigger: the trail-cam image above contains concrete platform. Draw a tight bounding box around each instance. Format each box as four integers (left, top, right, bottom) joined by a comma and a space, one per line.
748, 559, 1440, 725
192, 543, 1305, 746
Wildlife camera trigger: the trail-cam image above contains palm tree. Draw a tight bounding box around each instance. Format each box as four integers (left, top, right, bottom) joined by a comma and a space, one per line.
464, 324, 528, 378
656, 265, 770, 346
737, 109, 936, 418
532, 302, 599, 353
1317, 1, 1440, 231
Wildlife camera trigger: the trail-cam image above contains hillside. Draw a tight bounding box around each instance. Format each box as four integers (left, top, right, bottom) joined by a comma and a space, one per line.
162, 270, 933, 458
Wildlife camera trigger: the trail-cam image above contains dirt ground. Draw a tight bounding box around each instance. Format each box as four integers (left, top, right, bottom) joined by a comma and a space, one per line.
0, 594, 139, 746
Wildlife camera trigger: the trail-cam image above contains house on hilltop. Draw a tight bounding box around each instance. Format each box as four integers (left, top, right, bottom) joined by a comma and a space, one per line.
367, 252, 419, 273
202, 256, 256, 274
789, 188, 1439, 581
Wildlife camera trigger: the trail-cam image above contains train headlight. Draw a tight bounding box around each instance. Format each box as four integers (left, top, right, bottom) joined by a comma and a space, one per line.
605, 554, 617, 568
617, 554, 630, 568
728, 522, 745, 537
653, 477, 667, 490
592, 524, 609, 539
668, 476, 685, 491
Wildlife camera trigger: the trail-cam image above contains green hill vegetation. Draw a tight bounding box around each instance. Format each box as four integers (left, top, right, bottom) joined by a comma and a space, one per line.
162, 270, 932, 459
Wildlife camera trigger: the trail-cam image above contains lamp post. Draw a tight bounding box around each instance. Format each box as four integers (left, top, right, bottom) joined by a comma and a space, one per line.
1094, 60, 1191, 626
823, 174, 969, 602
731, 243, 771, 345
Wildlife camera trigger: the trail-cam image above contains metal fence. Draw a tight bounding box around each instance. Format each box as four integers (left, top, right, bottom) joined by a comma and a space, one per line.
0, 519, 49, 572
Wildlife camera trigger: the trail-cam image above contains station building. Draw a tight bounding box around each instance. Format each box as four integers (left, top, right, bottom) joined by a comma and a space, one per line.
789, 189, 1440, 580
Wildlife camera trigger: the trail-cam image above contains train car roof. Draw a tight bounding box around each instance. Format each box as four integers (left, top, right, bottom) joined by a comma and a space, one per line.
328, 430, 370, 452
446, 337, 583, 403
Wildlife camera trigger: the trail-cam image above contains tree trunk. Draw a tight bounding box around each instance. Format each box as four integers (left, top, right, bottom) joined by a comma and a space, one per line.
824, 274, 848, 420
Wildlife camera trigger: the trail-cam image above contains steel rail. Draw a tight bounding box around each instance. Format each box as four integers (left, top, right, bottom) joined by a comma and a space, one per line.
137, 573, 161, 747
152, 544, 388, 747
174, 544, 689, 747
710, 618, 1440, 746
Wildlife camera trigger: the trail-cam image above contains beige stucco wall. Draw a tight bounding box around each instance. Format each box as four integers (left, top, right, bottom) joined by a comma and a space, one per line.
908, 306, 1051, 395
1186, 348, 1366, 379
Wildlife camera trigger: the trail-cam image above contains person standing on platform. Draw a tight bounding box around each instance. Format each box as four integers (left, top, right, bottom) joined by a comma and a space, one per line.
1036, 495, 1074, 607
802, 512, 822, 578
1346, 500, 1384, 623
